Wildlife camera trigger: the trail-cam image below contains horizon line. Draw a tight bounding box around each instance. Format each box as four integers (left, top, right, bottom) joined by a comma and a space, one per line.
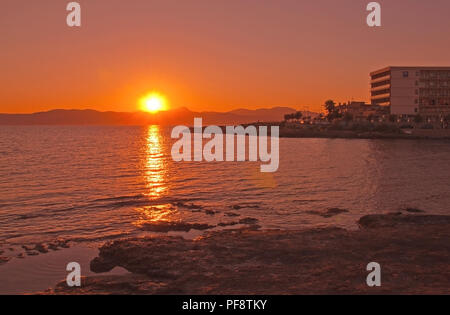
0, 106, 324, 115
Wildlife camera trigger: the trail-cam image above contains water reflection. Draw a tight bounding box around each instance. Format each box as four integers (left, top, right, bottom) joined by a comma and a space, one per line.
144, 125, 168, 199
137, 204, 179, 223
135, 126, 175, 227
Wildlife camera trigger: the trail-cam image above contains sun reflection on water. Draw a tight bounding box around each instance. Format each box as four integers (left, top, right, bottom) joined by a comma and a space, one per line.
144, 125, 168, 199
135, 126, 176, 227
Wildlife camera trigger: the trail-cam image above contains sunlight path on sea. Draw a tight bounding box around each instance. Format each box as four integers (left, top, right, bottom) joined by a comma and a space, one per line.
134, 126, 177, 227
144, 125, 168, 200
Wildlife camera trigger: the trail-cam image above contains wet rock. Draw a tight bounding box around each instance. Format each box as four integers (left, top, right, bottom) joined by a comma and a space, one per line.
358, 213, 450, 229
55, 240, 70, 249
48, 243, 60, 251
217, 221, 239, 227
306, 208, 349, 218
90, 236, 192, 278
34, 244, 49, 254
41, 274, 167, 295
22, 245, 33, 251
140, 221, 215, 232
238, 217, 259, 225
90, 257, 117, 274
230, 203, 260, 210
0, 256, 10, 265
405, 207, 426, 213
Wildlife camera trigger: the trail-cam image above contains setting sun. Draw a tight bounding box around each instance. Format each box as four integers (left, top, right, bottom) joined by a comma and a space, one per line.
139, 92, 168, 113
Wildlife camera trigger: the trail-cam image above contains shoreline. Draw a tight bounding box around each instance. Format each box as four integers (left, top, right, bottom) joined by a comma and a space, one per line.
189, 124, 450, 140
278, 128, 450, 140
2, 124, 450, 140
41, 212, 450, 295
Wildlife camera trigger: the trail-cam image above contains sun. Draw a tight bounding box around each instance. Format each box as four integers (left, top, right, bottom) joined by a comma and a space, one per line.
139, 92, 168, 113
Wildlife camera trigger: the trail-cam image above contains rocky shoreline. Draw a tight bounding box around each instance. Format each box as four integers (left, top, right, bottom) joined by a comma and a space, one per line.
41, 212, 450, 295
193, 124, 450, 140
279, 128, 450, 140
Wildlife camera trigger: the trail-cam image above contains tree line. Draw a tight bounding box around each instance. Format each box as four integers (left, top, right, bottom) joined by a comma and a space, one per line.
284, 112, 303, 122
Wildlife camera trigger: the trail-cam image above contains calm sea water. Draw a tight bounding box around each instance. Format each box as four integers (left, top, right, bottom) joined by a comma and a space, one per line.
1, 125, 450, 252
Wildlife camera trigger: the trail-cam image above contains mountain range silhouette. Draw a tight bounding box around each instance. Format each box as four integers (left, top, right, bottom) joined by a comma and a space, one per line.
0, 107, 318, 126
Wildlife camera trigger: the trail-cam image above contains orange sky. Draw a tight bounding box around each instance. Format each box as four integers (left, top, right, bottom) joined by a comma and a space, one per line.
1, 0, 450, 113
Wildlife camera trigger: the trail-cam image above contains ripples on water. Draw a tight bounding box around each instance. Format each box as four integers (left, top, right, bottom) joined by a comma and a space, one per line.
0, 125, 450, 251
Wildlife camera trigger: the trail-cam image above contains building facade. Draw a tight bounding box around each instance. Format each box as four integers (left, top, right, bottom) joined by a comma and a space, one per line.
370, 66, 450, 117
337, 101, 388, 121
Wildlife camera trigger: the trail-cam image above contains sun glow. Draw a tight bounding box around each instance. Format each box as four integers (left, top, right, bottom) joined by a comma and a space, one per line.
139, 92, 168, 113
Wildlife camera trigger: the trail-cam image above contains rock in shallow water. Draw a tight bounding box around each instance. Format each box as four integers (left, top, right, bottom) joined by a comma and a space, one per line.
45, 213, 450, 295
358, 213, 450, 229
34, 244, 49, 254
306, 208, 349, 218
139, 221, 215, 232
0, 256, 10, 265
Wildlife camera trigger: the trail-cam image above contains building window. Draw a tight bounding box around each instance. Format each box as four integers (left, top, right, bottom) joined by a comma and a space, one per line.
403, 71, 409, 78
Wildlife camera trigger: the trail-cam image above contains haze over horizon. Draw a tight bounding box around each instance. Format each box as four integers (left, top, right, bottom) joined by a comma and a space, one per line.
0, 105, 312, 114
0, 106, 315, 125
1, 0, 450, 114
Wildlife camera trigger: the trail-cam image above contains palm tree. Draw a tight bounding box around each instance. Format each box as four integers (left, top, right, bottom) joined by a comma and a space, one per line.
324, 100, 337, 121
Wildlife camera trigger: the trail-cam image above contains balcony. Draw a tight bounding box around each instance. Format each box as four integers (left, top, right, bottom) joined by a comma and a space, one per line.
371, 75, 391, 84
372, 100, 391, 106
371, 93, 391, 100
371, 84, 391, 92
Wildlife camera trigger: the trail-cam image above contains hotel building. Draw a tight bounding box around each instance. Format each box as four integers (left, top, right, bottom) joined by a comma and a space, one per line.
370, 66, 450, 117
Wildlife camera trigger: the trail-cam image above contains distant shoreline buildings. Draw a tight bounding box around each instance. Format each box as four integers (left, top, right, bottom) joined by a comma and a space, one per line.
334, 66, 450, 125
370, 66, 450, 117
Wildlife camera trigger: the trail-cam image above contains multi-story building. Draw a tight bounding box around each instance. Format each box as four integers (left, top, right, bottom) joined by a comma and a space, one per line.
337, 101, 388, 121
370, 66, 450, 117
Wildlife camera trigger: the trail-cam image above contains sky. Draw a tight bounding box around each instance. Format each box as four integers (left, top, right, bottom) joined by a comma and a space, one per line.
1, 0, 450, 113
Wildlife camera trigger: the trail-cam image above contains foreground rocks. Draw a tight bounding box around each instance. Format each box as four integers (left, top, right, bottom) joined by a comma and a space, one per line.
44, 213, 450, 294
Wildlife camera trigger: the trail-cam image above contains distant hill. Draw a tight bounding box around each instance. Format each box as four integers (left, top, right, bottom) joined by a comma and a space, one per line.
0, 107, 318, 126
